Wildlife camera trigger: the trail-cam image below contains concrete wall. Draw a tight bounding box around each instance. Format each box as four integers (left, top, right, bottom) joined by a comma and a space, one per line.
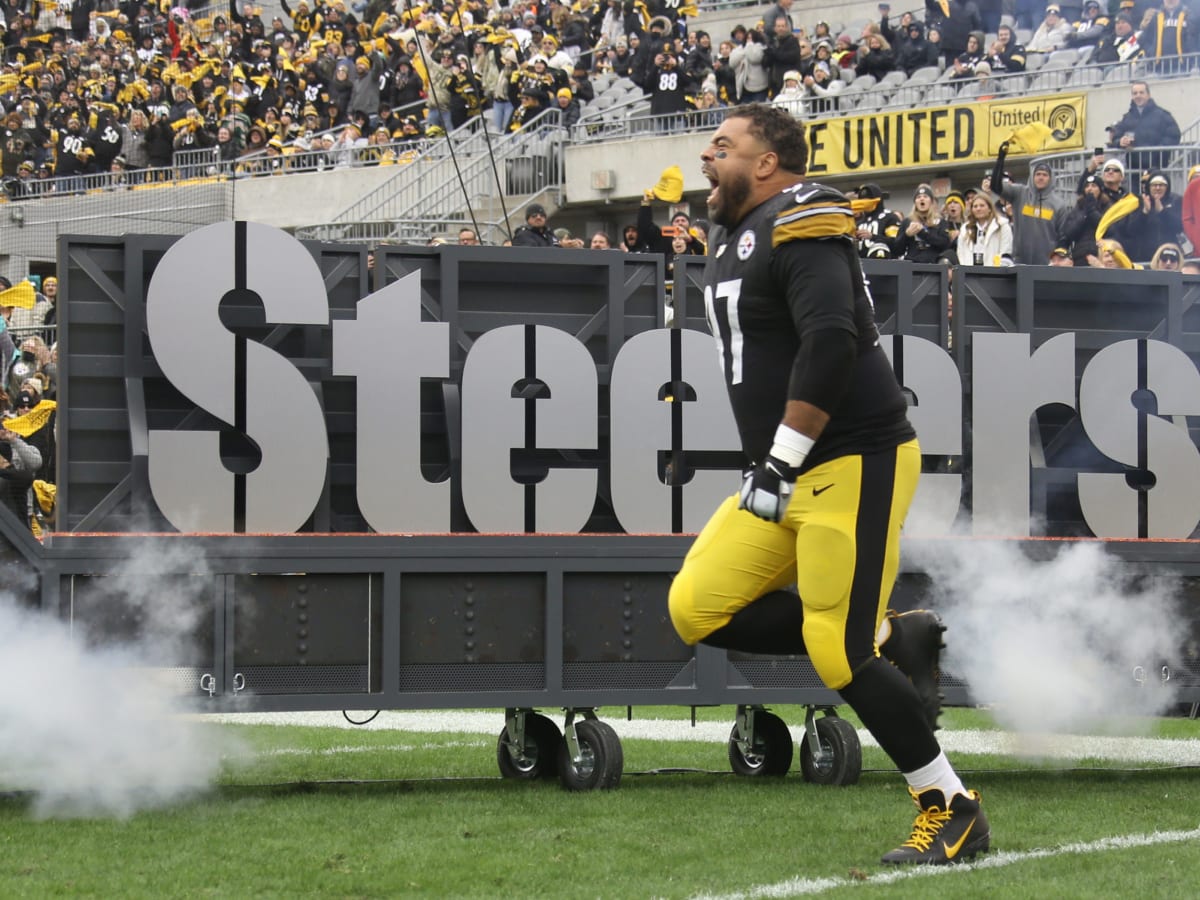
561, 78, 1198, 212
231, 166, 398, 230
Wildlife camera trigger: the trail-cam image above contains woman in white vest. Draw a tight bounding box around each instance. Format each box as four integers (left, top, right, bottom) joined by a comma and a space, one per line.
957, 193, 1014, 267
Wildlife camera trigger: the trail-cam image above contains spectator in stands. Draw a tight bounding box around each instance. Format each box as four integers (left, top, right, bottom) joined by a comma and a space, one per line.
508, 87, 551, 133
983, 160, 1062, 265
856, 32, 897, 80
1053, 172, 1105, 262
1092, 11, 1145, 64
880, 7, 915, 50
1027, 4, 1073, 51
762, 0, 796, 33
1183, 164, 1200, 255
1150, 243, 1184, 271
1106, 81, 1181, 176
621, 224, 641, 252
895, 185, 954, 263
958, 193, 1014, 266
763, 15, 802, 96
1048, 246, 1075, 266
0, 428, 39, 526
853, 182, 902, 259
554, 88, 581, 129
897, 21, 940, 74
1183, 261, 1200, 275
1132, 171, 1185, 257
1088, 238, 1137, 269
1064, 0, 1112, 49
986, 24, 1028, 72
458, 228, 480, 246
951, 30, 987, 77
941, 191, 967, 263
589, 231, 614, 249
730, 28, 770, 103
927, 0, 984, 65
711, 41, 738, 104
1142, 0, 1194, 60
511, 203, 561, 247
804, 58, 843, 115
772, 70, 806, 116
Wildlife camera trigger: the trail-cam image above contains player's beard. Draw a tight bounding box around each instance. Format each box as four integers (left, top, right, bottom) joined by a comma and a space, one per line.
708, 168, 751, 229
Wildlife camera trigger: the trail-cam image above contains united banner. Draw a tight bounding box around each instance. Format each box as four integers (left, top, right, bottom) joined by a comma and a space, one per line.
806, 93, 1086, 177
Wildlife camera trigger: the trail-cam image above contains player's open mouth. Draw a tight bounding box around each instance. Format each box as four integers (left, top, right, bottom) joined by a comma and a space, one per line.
704, 169, 719, 207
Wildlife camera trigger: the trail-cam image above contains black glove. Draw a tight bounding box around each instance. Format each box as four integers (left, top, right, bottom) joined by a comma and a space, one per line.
738, 454, 798, 523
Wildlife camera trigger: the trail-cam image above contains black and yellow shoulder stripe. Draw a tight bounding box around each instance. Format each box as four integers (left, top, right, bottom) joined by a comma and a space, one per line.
772, 192, 856, 246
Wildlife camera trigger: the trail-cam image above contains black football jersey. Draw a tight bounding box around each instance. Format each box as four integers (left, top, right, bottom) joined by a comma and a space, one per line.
703, 182, 916, 469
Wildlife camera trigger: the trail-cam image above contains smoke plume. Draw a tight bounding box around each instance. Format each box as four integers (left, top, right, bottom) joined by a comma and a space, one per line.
0, 542, 239, 818
909, 539, 1185, 738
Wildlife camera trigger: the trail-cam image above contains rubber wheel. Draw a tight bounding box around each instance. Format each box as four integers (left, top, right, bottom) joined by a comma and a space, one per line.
799, 715, 862, 786
727, 710, 793, 777
558, 719, 624, 791
496, 713, 563, 780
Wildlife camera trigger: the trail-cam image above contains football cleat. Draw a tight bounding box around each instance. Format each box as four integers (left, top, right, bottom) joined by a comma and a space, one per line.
880, 608, 946, 731
881, 788, 990, 866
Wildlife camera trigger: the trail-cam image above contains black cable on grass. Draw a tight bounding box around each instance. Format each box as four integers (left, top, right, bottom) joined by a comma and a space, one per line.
342, 710, 381, 725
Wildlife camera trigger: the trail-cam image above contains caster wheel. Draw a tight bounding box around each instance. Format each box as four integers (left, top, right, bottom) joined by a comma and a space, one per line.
559, 719, 623, 791
497, 713, 563, 780
799, 715, 862, 786
728, 710, 793, 777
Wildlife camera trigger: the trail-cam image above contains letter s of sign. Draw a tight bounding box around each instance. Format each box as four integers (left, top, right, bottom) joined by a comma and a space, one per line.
145, 222, 329, 532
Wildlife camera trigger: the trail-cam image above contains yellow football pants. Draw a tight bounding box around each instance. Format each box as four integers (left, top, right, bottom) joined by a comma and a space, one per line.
668, 439, 921, 690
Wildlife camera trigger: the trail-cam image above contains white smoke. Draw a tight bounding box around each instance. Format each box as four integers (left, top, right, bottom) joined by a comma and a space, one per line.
0, 543, 241, 818
909, 539, 1185, 739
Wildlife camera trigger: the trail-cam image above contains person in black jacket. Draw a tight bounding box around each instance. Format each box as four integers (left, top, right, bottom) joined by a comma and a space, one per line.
894, 185, 953, 263
1052, 173, 1106, 262
511, 203, 560, 247
927, 0, 983, 65
896, 21, 940, 74
763, 14, 802, 96
1106, 81, 1181, 176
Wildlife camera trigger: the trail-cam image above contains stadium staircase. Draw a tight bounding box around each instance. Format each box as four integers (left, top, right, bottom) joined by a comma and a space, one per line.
294, 119, 567, 246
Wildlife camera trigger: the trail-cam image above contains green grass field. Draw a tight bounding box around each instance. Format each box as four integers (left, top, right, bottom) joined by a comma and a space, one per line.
3, 707, 1199, 898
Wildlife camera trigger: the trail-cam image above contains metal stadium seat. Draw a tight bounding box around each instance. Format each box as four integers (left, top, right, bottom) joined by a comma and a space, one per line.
907, 66, 942, 85
923, 83, 958, 104
877, 70, 909, 89
1047, 48, 1080, 67
1024, 52, 1047, 71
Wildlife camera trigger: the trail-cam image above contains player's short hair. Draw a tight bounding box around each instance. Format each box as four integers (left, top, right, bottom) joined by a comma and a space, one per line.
722, 104, 808, 175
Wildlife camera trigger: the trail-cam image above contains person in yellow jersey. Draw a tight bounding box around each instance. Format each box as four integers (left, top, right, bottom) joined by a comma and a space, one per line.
670, 104, 990, 865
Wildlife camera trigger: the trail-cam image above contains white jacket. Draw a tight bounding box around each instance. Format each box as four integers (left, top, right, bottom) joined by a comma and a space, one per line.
957, 216, 1014, 266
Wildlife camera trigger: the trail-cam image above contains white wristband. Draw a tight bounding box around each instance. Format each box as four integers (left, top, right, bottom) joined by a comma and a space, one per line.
769, 424, 815, 468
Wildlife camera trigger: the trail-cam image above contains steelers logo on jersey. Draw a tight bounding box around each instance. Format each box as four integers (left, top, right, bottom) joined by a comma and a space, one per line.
737, 230, 756, 260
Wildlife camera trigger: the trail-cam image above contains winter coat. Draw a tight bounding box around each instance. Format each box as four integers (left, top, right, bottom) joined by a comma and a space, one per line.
1183, 176, 1200, 254
958, 215, 1014, 266
1108, 99, 1181, 173
730, 40, 769, 97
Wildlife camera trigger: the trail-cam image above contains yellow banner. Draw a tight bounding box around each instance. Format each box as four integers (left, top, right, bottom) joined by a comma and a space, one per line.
806, 94, 1086, 178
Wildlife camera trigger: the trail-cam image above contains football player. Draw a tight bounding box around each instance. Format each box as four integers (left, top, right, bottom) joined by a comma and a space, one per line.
669, 105, 989, 866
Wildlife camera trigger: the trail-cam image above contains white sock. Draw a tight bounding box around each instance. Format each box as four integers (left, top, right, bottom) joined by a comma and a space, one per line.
903, 751, 966, 803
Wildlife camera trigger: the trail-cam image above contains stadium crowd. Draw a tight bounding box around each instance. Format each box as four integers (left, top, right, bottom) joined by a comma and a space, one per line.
0, 0, 1196, 189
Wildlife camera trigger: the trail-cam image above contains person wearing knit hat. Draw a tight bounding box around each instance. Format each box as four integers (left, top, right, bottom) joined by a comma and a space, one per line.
554, 85, 580, 128
1183, 164, 1200, 255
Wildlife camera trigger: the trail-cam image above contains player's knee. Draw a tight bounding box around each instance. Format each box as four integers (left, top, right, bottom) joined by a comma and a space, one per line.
668, 568, 703, 645
804, 617, 854, 690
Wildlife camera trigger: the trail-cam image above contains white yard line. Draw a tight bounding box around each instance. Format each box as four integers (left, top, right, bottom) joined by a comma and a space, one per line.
688, 827, 1200, 899
197, 710, 1200, 766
